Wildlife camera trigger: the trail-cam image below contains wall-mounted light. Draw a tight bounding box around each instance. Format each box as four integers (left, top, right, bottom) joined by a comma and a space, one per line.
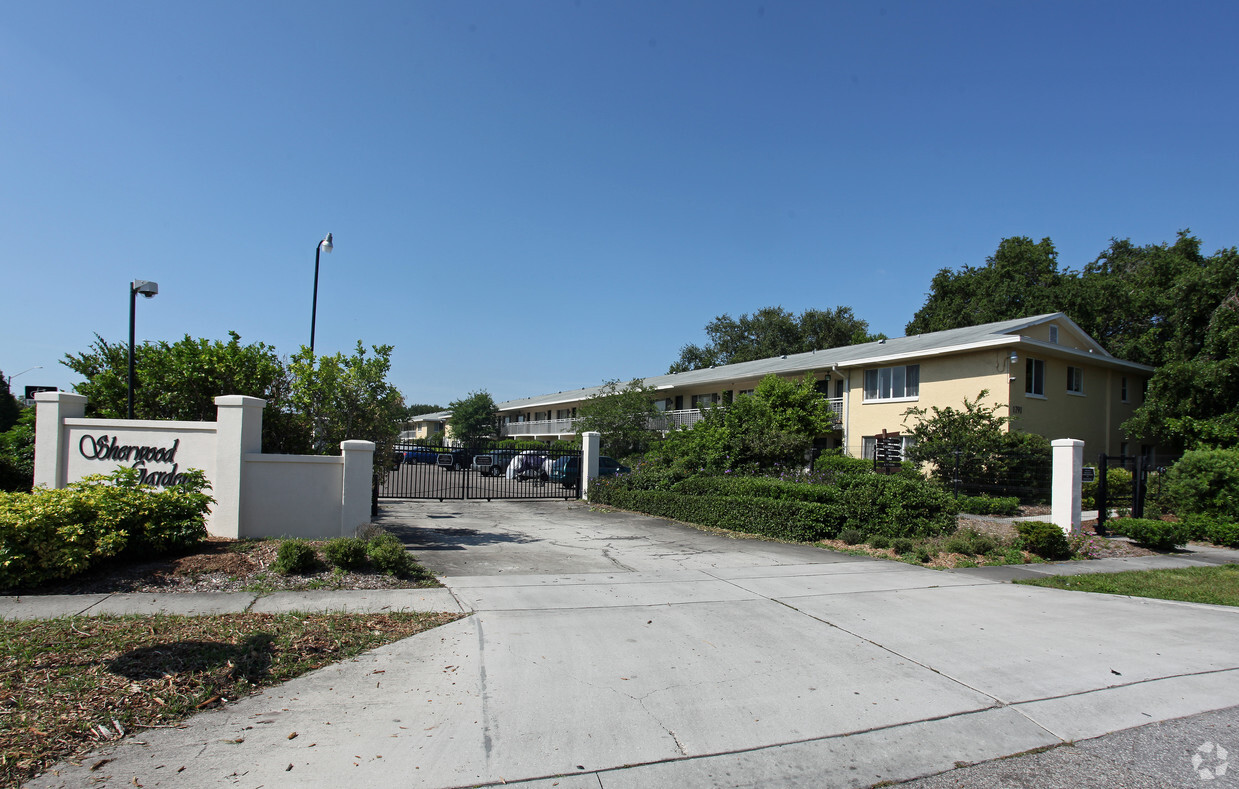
1009, 351, 1018, 364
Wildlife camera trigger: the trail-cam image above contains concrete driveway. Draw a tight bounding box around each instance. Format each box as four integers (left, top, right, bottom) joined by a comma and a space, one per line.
32, 500, 1239, 788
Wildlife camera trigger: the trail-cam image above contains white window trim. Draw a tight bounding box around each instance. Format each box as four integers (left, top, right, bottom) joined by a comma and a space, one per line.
1066, 391, 1087, 398
862, 394, 919, 405
1024, 393, 1048, 401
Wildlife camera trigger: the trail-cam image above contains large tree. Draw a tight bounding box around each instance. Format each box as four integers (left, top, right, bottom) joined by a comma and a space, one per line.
447, 391, 499, 444
63, 332, 309, 454
905, 231, 1239, 450
575, 379, 660, 460
288, 342, 407, 476
649, 374, 836, 473
904, 237, 1065, 335
669, 306, 880, 373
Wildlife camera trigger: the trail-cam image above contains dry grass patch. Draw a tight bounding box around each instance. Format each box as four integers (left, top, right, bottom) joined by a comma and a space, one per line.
0, 610, 464, 786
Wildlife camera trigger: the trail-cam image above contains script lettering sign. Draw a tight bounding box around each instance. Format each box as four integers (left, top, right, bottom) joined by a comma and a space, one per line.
77, 434, 188, 486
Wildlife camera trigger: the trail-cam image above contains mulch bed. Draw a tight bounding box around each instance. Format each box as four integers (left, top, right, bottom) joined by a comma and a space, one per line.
2, 537, 439, 597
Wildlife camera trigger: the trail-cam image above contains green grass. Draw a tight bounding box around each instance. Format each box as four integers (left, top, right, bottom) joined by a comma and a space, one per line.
1016, 564, 1239, 607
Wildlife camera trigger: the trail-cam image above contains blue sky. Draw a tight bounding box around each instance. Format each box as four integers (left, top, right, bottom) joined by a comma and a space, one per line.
3, 1, 1237, 408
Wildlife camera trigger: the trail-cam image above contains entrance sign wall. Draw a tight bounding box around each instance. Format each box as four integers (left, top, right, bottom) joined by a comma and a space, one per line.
33, 392, 374, 540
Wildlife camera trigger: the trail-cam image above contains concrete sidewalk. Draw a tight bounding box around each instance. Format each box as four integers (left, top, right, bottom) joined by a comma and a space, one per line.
0, 587, 467, 620
17, 501, 1239, 788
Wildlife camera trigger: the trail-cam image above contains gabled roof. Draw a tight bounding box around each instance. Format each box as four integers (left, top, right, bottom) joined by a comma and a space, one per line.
408, 411, 451, 422
494, 312, 1152, 411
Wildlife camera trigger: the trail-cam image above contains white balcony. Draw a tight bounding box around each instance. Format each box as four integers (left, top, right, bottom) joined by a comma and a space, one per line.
499, 398, 842, 438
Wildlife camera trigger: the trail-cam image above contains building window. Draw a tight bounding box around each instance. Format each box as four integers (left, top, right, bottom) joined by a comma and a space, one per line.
737, 389, 755, 398
691, 393, 719, 409
1121, 377, 1129, 402
1025, 358, 1045, 396
556, 409, 573, 420
1067, 366, 1084, 394
863, 365, 919, 401
1049, 325, 1059, 344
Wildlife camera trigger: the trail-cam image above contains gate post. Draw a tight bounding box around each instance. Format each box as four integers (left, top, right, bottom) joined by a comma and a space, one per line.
34, 391, 88, 489
581, 432, 601, 500
1097, 453, 1109, 535
1050, 438, 1084, 534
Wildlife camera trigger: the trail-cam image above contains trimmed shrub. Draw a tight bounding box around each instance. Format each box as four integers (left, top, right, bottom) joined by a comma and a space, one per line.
0, 467, 212, 589
954, 495, 1019, 517
943, 534, 973, 555
1014, 521, 1071, 560
1111, 518, 1193, 551
868, 534, 891, 550
667, 473, 955, 540
272, 539, 318, 575
838, 528, 865, 546
914, 546, 935, 563
323, 536, 369, 571
590, 487, 843, 542
969, 533, 999, 556
367, 534, 416, 577
890, 538, 915, 555
1163, 449, 1239, 521
813, 454, 920, 481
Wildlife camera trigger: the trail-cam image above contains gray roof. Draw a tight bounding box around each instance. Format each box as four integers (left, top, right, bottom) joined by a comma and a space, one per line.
408, 411, 452, 422
494, 313, 1152, 411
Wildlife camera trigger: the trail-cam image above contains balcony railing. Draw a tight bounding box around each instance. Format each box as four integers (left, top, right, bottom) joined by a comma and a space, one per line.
498, 398, 843, 437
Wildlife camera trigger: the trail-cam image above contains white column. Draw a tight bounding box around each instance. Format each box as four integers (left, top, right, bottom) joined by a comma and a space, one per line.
33, 391, 88, 488
1051, 438, 1084, 534
213, 395, 266, 538
581, 431, 601, 500
340, 439, 375, 537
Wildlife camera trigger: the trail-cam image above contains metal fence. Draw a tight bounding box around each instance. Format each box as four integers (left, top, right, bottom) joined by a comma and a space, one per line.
946, 448, 1053, 503
378, 443, 583, 501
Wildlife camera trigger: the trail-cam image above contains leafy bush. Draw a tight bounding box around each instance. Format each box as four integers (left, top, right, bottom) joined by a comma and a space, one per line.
914, 546, 935, 563
868, 534, 891, 550
666, 473, 955, 539
272, 539, 319, 575
0, 467, 213, 588
589, 487, 842, 542
812, 454, 920, 481
954, 495, 1019, 516
1111, 518, 1193, 551
890, 538, 915, 555
942, 534, 973, 555
1163, 449, 1239, 521
969, 533, 999, 556
367, 534, 417, 577
838, 528, 865, 545
1082, 467, 1132, 509
323, 536, 369, 571
1014, 521, 1071, 560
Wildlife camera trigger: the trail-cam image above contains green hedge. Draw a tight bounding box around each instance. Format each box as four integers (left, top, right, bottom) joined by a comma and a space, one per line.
1164, 449, 1239, 521
0, 467, 213, 589
590, 488, 841, 542
954, 495, 1020, 516
592, 472, 956, 541
1110, 517, 1194, 551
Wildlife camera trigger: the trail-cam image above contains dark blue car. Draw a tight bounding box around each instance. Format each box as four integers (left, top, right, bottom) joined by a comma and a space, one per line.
547, 456, 630, 487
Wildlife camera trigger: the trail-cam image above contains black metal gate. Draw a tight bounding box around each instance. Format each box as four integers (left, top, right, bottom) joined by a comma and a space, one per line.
377, 443, 583, 501
1094, 451, 1179, 534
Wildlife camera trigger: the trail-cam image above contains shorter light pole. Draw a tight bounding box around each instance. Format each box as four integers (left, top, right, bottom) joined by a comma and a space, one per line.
309, 233, 333, 356
128, 279, 158, 419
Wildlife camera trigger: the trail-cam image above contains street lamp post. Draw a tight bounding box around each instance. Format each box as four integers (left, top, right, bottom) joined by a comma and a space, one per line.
128, 279, 158, 419
309, 233, 333, 356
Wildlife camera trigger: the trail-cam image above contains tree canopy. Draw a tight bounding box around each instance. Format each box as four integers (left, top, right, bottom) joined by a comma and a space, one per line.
63, 332, 309, 454
574, 379, 660, 460
288, 342, 406, 474
668, 306, 881, 373
649, 374, 836, 474
447, 391, 498, 444
905, 231, 1239, 451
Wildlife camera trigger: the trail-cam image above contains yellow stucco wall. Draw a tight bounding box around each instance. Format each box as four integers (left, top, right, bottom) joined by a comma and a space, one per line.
844, 350, 1012, 456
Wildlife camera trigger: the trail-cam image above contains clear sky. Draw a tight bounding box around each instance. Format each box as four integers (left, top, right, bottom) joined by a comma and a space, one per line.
3, 1, 1237, 408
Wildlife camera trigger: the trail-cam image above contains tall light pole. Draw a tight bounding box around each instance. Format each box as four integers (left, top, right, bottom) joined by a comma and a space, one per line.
128, 279, 158, 419
309, 233, 333, 356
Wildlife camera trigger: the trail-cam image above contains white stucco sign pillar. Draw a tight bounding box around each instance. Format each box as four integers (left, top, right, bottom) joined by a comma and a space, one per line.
34, 391, 88, 488
581, 431, 601, 500
1051, 438, 1084, 534
213, 395, 266, 539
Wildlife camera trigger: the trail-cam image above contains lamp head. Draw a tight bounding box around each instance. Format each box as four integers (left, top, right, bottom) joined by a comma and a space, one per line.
321, 233, 333, 254
131, 280, 159, 298
1009, 350, 1018, 363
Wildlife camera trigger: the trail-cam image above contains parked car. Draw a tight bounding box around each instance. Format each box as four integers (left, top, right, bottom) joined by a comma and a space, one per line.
473, 450, 517, 476
402, 447, 440, 464
547, 456, 630, 487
